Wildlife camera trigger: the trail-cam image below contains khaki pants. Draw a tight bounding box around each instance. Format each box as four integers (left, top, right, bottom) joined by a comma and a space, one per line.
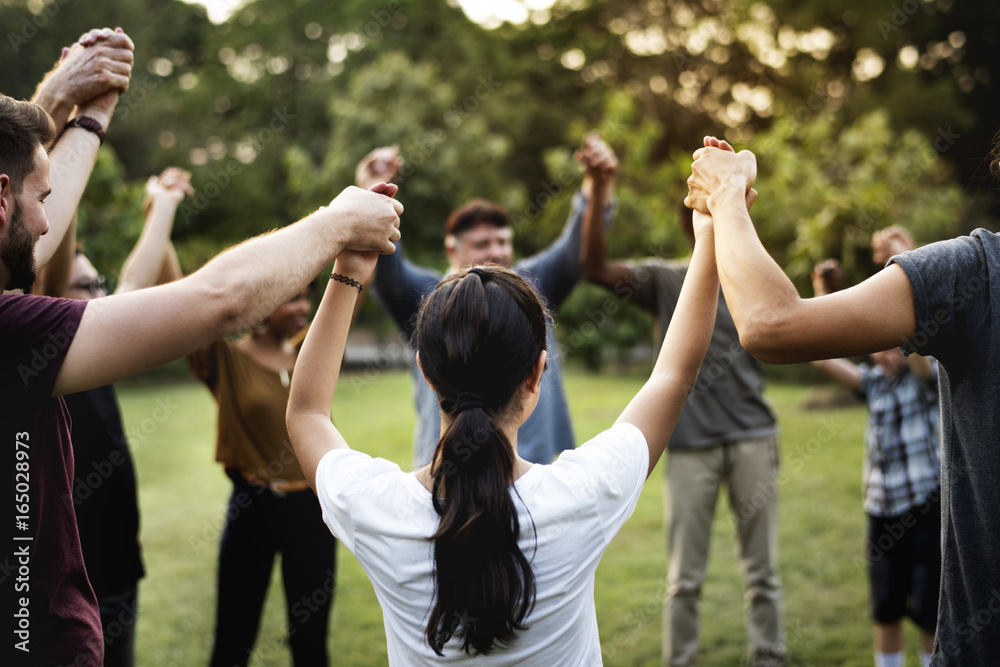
663, 436, 786, 667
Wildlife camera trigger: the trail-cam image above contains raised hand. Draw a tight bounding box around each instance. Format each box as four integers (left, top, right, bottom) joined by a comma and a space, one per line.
811, 258, 843, 297
326, 185, 403, 255
146, 167, 194, 205
355, 146, 402, 190
575, 133, 619, 198
871, 225, 914, 265
685, 136, 757, 214
32, 27, 134, 128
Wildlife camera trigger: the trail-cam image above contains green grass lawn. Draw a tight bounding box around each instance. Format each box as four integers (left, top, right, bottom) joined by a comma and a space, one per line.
117, 370, 927, 665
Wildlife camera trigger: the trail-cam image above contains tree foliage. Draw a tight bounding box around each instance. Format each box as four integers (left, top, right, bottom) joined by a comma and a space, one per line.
0, 0, 995, 365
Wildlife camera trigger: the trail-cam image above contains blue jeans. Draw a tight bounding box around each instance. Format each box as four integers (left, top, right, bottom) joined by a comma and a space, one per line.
209, 473, 337, 667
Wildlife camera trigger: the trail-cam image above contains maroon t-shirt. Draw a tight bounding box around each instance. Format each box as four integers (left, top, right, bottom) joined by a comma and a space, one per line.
1, 294, 102, 666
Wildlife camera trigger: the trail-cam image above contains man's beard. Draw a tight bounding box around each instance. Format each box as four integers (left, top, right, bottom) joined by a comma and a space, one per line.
1, 200, 38, 291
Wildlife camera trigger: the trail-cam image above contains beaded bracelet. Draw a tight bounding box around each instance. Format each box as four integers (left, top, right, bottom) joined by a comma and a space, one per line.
330, 273, 363, 292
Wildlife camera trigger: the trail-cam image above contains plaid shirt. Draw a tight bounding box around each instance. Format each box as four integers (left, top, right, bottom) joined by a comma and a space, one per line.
857, 360, 942, 518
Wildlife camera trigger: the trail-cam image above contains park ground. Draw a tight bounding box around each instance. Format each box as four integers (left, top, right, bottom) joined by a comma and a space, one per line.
119, 368, 927, 666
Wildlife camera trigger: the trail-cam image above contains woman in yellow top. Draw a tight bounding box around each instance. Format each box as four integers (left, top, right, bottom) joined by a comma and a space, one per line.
150, 185, 336, 665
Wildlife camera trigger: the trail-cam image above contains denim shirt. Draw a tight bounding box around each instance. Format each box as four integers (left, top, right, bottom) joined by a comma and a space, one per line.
373, 190, 614, 465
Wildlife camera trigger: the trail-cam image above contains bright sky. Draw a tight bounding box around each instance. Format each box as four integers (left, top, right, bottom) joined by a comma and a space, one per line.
183, 0, 557, 26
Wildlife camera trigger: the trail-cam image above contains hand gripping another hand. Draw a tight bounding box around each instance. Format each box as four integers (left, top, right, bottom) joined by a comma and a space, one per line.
685, 136, 758, 215
326, 184, 404, 256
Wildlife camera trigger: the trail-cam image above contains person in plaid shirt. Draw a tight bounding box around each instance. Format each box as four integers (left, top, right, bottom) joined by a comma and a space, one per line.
811, 254, 941, 667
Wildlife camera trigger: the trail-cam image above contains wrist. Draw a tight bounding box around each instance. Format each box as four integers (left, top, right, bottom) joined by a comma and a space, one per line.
706, 185, 749, 216
72, 103, 115, 129
329, 271, 363, 293
64, 116, 106, 144
31, 87, 72, 126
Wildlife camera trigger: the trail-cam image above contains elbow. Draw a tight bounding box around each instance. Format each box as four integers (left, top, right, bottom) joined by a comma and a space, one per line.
196, 274, 249, 338
735, 312, 797, 365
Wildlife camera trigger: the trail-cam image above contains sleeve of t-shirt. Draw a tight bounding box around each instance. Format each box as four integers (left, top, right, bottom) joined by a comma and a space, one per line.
187, 339, 232, 390
517, 190, 616, 310
0, 294, 86, 402
551, 422, 648, 545
314, 448, 402, 553
889, 231, 993, 366
372, 240, 443, 339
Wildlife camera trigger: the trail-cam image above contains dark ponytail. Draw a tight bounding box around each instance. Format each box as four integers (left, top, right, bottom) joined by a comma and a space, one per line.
415, 265, 548, 656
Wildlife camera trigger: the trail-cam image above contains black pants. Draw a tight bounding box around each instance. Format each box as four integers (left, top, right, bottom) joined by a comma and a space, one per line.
209, 473, 337, 667
99, 585, 138, 667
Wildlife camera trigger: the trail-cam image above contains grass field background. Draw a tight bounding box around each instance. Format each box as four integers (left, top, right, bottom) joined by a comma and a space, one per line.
116, 368, 927, 665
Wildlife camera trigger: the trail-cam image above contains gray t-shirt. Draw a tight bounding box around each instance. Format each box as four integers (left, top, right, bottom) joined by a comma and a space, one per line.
891, 229, 1000, 665
625, 258, 776, 449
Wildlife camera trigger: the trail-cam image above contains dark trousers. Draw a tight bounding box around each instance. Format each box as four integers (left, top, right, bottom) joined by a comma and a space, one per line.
209, 473, 337, 667
99, 586, 138, 667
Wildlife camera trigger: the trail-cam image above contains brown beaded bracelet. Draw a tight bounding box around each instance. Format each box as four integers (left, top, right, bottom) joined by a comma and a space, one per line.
330, 273, 363, 292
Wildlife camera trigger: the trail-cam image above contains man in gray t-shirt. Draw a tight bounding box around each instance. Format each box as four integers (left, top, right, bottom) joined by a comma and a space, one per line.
686, 136, 1000, 666
579, 139, 783, 667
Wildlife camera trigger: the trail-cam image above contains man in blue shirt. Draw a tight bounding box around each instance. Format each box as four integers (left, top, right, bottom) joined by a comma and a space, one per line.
356, 141, 616, 465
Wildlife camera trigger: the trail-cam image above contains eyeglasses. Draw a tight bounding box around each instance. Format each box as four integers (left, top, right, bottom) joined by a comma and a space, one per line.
68, 275, 108, 296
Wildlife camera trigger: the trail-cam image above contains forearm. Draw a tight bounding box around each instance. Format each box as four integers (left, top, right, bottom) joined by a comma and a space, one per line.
289, 275, 356, 419
35, 127, 103, 270
711, 187, 916, 362
157, 241, 183, 284
810, 358, 862, 392
117, 198, 181, 293
193, 210, 348, 334
287, 268, 358, 484
30, 87, 73, 131
616, 231, 718, 475
56, 211, 349, 396
580, 179, 608, 279
653, 233, 718, 384
710, 187, 803, 357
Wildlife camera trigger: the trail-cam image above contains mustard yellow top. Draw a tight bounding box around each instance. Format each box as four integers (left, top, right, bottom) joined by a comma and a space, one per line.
188, 339, 305, 482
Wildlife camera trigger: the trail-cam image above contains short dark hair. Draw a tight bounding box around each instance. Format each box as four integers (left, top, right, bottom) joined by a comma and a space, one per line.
445, 199, 508, 237
0, 95, 56, 194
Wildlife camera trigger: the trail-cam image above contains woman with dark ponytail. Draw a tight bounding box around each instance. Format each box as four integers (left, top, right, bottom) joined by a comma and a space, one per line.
287, 183, 721, 664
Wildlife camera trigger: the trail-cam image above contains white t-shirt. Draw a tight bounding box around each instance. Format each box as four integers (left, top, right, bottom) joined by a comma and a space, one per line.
315, 422, 648, 666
